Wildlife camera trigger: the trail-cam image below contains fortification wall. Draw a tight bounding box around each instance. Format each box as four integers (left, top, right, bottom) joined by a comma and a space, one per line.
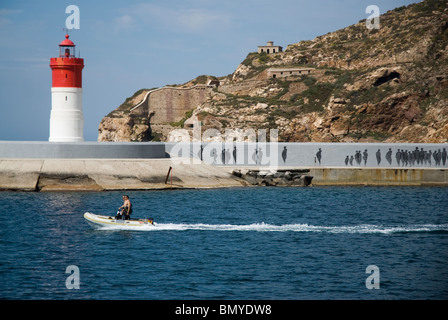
132, 85, 213, 123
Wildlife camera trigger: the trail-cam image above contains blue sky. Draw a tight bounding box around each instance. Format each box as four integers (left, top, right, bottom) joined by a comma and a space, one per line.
0, 0, 419, 141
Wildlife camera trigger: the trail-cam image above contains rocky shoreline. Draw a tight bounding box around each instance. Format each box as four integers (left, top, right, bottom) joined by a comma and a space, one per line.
232, 169, 313, 187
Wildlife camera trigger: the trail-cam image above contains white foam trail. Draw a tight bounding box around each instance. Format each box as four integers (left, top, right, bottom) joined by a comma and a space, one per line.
96, 222, 448, 233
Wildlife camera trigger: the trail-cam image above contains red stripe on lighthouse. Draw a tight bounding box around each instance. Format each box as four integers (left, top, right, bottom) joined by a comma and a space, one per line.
50, 57, 84, 88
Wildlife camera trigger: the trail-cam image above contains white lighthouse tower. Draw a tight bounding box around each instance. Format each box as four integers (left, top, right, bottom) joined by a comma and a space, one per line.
49, 34, 84, 142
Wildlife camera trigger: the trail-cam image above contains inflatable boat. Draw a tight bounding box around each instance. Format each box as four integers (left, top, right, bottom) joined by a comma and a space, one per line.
84, 212, 155, 228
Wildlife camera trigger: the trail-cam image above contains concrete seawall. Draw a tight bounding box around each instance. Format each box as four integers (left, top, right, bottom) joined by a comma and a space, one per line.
0, 159, 247, 191
225, 166, 448, 187
309, 167, 448, 186
1, 160, 447, 191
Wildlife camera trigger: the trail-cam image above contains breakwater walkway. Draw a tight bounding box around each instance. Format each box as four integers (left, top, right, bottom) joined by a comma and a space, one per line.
0, 141, 447, 191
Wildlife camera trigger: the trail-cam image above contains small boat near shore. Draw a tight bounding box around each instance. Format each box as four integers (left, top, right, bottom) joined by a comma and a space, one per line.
84, 212, 155, 229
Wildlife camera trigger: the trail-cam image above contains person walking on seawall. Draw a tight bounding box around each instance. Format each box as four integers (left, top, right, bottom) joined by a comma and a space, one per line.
316, 148, 322, 165
117, 195, 133, 220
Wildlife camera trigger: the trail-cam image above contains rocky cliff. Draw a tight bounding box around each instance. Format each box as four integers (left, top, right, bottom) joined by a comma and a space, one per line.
98, 0, 448, 143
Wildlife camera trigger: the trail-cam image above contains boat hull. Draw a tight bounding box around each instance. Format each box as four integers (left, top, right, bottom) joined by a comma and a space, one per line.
84, 212, 155, 228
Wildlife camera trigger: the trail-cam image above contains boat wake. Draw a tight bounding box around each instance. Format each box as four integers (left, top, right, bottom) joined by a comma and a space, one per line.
95, 222, 448, 234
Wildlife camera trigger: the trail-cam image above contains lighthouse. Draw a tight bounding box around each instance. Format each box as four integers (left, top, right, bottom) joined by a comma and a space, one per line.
49, 34, 84, 142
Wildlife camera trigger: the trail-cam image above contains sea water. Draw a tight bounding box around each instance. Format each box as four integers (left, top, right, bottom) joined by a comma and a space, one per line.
0, 186, 447, 300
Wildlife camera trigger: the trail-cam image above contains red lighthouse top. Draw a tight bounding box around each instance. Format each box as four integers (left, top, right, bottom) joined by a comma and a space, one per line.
50, 34, 84, 88
59, 34, 75, 47
58, 34, 77, 58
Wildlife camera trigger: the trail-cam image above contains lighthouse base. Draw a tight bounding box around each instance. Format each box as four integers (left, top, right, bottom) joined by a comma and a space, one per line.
49, 136, 84, 143
49, 87, 84, 142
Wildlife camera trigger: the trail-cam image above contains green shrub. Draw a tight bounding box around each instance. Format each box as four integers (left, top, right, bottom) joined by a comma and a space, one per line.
258, 52, 269, 64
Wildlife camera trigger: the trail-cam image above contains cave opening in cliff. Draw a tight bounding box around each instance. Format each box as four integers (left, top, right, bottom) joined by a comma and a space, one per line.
373, 71, 401, 87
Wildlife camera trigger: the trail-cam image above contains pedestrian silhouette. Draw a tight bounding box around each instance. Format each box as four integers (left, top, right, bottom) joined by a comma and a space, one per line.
355, 150, 361, 165
199, 144, 204, 161
225, 149, 231, 164
282, 146, 287, 163
210, 148, 217, 164
258, 148, 263, 165
386, 148, 392, 165
376, 149, 381, 165
233, 146, 237, 164
252, 148, 258, 164
395, 149, 401, 166
316, 148, 322, 165
221, 149, 226, 164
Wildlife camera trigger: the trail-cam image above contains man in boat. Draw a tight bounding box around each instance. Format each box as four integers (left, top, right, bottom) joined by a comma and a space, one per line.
116, 195, 133, 220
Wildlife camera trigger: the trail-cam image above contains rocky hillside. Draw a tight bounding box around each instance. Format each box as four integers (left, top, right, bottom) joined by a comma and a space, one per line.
99, 0, 448, 143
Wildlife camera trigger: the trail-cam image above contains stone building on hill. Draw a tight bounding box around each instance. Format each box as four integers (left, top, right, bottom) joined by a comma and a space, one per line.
267, 67, 314, 79
258, 41, 282, 54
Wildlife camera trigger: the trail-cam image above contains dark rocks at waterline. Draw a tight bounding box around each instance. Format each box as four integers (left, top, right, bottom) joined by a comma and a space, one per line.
233, 169, 313, 187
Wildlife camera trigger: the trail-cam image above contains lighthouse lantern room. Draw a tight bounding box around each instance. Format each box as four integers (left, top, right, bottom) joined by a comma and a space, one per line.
49, 34, 84, 142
